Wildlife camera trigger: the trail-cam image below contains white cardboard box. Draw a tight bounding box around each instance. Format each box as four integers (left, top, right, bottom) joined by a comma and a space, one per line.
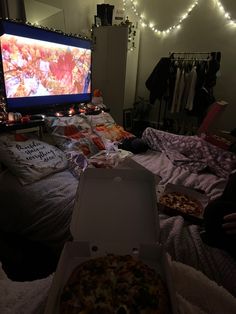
70, 168, 160, 244
159, 183, 209, 222
45, 242, 178, 314
45, 168, 178, 314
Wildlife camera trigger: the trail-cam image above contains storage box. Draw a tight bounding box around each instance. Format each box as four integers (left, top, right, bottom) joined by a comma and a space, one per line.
45, 168, 178, 314
158, 183, 209, 223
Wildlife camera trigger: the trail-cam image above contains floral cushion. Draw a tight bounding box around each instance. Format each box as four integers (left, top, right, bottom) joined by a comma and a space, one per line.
87, 112, 134, 142
45, 114, 91, 131
51, 125, 105, 157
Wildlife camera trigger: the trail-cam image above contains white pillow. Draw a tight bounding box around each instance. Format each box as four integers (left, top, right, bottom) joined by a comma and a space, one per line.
0, 135, 68, 185
45, 115, 91, 130
86, 112, 115, 128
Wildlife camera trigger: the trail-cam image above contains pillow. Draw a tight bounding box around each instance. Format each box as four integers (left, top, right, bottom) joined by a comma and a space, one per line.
86, 111, 116, 127
87, 112, 134, 142
51, 125, 105, 157
93, 124, 134, 142
0, 134, 68, 185
45, 115, 91, 131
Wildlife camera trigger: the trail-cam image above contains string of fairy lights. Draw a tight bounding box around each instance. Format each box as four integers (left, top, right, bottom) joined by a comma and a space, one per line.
122, 0, 236, 37
215, 0, 236, 26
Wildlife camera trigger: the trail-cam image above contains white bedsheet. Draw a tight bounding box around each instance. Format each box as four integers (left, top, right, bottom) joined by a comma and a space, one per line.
132, 150, 227, 201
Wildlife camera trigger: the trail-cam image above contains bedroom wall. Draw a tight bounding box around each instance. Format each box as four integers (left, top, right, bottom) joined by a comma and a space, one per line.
6, 0, 236, 130
23, 0, 98, 36
108, 0, 236, 131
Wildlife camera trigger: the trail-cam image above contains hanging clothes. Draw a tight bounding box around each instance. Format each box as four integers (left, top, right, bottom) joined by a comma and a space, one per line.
205, 52, 221, 89
145, 52, 220, 132
185, 65, 198, 111
145, 57, 171, 104
176, 68, 185, 113
170, 66, 181, 113
191, 86, 216, 124
189, 60, 214, 122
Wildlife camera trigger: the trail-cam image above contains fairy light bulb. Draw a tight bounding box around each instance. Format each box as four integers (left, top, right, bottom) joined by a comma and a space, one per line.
123, 0, 236, 37
123, 0, 199, 37
215, 0, 236, 25
225, 13, 230, 19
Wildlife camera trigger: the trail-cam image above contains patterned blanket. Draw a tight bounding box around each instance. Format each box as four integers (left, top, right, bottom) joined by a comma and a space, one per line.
142, 127, 236, 178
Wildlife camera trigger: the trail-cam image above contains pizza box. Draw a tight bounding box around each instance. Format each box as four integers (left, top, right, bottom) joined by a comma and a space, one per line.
44, 241, 178, 314
158, 183, 209, 223
70, 167, 160, 244
115, 157, 162, 186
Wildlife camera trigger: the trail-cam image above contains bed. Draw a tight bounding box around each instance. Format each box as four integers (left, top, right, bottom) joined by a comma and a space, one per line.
0, 111, 236, 302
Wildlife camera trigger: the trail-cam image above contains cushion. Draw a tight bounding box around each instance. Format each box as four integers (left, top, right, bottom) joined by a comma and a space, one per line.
86, 112, 116, 127
87, 112, 134, 142
51, 125, 105, 157
93, 124, 134, 142
0, 134, 68, 185
45, 115, 91, 131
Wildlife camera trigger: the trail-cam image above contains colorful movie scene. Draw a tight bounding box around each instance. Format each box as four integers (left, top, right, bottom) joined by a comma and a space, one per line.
0, 34, 91, 98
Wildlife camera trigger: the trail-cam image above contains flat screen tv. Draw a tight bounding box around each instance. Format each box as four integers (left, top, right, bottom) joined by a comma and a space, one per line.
0, 19, 92, 114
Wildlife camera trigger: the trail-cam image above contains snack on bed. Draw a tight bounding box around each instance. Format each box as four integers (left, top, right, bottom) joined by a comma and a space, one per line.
59, 254, 171, 314
159, 192, 203, 217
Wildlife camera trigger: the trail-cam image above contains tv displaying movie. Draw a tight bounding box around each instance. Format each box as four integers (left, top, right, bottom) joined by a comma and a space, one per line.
0, 20, 92, 114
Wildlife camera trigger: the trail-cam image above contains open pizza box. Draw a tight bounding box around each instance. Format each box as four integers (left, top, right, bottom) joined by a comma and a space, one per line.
158, 183, 209, 223
45, 168, 178, 314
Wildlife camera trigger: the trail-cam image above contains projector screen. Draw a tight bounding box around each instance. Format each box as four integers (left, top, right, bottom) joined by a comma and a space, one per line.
0, 20, 92, 114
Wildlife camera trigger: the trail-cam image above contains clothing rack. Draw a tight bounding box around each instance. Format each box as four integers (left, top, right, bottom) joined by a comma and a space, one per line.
157, 51, 220, 131
170, 52, 210, 54
169, 51, 211, 61
146, 51, 221, 133
170, 52, 211, 56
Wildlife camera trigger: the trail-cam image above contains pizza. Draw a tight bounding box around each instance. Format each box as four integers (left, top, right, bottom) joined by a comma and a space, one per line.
59, 254, 171, 314
159, 191, 203, 217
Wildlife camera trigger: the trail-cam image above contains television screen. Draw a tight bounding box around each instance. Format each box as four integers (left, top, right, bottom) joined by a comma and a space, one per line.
0, 20, 92, 114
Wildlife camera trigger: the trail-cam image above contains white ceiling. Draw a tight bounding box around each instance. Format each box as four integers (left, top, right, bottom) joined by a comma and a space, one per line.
24, 0, 62, 24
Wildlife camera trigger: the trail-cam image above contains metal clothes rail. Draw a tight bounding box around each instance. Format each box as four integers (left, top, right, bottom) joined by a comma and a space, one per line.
169, 51, 212, 61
